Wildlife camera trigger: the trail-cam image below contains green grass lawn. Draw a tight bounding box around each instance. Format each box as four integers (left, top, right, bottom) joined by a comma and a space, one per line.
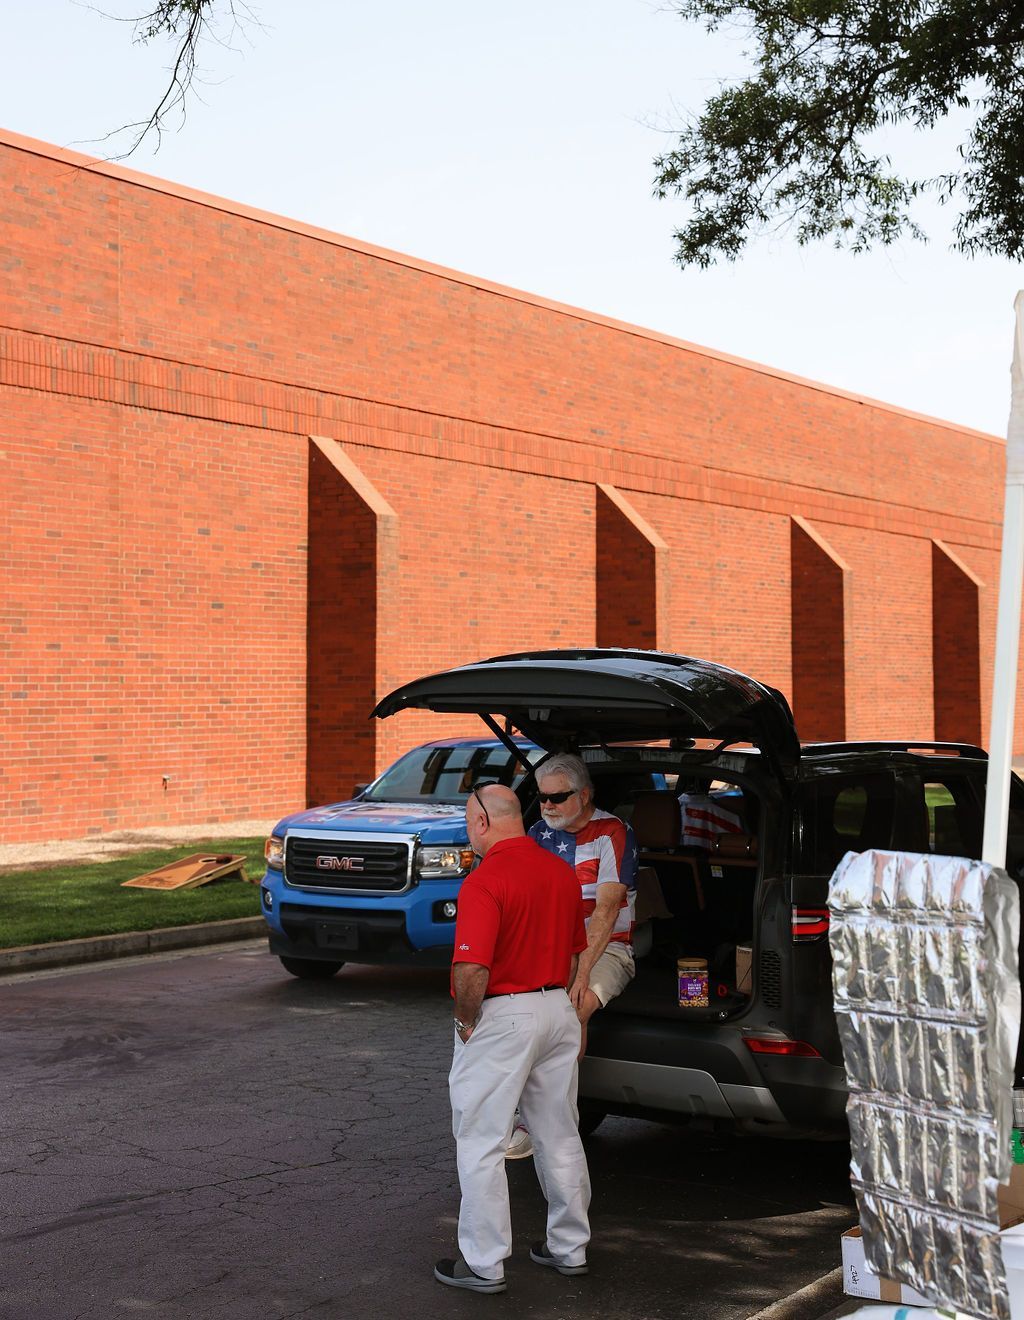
0, 838, 266, 949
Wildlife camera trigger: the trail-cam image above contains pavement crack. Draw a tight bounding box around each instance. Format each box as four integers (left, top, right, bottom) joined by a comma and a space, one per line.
0, 1150, 377, 1243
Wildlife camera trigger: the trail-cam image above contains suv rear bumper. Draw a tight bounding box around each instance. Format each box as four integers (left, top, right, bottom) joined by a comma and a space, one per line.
580, 1056, 787, 1123
581, 1015, 848, 1134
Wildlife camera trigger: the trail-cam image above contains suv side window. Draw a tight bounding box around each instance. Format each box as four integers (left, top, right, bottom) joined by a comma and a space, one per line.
796, 773, 897, 875
906, 768, 1024, 875
1008, 786, 1024, 880
919, 777, 982, 857
891, 768, 984, 856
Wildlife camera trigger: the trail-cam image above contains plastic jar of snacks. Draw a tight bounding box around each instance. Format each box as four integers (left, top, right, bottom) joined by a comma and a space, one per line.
677, 957, 709, 1008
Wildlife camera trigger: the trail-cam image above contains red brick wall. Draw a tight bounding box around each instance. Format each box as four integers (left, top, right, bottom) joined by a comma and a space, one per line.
814, 523, 935, 740
595, 486, 665, 649
791, 518, 848, 741
306, 441, 380, 806
625, 492, 793, 695
0, 129, 1014, 842
2, 388, 307, 837
932, 542, 983, 745
344, 443, 596, 773
945, 541, 1024, 755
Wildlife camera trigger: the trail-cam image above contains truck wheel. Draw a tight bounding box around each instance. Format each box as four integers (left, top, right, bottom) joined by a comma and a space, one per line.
279, 956, 345, 980
578, 1104, 607, 1137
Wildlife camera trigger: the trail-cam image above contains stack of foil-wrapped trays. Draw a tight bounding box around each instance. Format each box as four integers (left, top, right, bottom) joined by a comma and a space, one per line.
829, 849, 1020, 1319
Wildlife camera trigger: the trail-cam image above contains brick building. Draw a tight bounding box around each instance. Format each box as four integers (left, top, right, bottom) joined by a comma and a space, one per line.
0, 128, 1012, 844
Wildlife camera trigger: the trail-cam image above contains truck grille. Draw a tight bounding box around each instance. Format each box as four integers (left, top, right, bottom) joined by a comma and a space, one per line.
284, 833, 413, 894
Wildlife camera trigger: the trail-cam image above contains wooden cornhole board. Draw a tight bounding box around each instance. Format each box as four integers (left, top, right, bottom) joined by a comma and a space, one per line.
121, 853, 247, 891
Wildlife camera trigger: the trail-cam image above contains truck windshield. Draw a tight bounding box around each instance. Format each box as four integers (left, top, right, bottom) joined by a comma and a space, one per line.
362, 743, 545, 804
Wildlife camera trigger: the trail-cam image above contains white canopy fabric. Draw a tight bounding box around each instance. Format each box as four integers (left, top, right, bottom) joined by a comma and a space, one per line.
982, 292, 1024, 867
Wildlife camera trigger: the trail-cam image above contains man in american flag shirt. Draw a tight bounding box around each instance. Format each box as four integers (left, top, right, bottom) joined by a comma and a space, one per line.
503, 753, 638, 1161
528, 754, 639, 1048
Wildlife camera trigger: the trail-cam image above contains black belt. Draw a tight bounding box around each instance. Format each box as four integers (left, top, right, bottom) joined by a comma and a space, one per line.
485, 983, 565, 999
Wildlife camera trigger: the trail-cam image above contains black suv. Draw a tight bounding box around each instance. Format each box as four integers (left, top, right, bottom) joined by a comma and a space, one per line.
375, 648, 1024, 1137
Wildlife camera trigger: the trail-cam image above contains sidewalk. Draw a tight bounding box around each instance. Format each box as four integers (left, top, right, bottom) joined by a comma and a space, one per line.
0, 819, 277, 872
0, 916, 267, 977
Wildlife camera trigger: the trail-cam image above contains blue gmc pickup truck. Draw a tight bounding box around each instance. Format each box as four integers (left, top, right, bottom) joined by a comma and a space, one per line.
259, 736, 543, 978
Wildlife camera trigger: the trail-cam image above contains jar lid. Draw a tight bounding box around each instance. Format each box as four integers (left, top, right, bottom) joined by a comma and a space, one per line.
677, 957, 707, 970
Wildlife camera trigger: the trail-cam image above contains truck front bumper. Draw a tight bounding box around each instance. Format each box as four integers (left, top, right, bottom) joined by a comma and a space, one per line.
260, 869, 457, 967
267, 905, 453, 967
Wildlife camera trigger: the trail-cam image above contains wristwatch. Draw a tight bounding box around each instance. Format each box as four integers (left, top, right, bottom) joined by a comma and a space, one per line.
453, 1017, 471, 1035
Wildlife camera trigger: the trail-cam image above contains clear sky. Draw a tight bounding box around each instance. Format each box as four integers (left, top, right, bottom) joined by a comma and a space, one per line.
2, 0, 1022, 436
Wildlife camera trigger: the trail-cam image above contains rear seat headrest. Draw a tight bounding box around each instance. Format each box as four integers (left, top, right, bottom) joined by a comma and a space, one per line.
630, 791, 682, 850
711, 833, 758, 859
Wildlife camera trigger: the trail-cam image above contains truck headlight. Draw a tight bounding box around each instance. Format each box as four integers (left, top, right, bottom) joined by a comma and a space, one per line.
264, 836, 285, 871
416, 846, 475, 878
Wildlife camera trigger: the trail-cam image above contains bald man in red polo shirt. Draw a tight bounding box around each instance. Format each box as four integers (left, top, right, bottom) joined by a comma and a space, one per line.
433, 783, 591, 1295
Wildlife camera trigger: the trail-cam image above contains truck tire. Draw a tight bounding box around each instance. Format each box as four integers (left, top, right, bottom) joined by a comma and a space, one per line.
578, 1103, 607, 1137
279, 956, 345, 980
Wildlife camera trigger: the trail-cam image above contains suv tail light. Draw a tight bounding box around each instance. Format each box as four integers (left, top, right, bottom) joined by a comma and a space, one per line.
744, 1036, 822, 1058
792, 906, 830, 942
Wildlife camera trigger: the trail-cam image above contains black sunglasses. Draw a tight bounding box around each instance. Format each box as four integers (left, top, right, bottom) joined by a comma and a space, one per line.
537, 788, 577, 805
469, 779, 500, 827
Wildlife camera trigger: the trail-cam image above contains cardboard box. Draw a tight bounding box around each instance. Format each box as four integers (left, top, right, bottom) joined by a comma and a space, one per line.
735, 944, 752, 995
1002, 1163, 1024, 1221
841, 1226, 933, 1306
842, 1169, 1024, 1307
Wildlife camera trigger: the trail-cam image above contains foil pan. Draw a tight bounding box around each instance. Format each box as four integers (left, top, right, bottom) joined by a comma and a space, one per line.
830, 849, 1020, 1319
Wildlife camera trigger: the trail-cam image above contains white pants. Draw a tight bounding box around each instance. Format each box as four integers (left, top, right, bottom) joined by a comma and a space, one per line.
449, 987, 592, 1280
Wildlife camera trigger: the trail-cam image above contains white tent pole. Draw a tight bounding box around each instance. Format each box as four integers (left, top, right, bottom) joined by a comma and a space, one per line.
983, 484, 1024, 864
982, 292, 1024, 868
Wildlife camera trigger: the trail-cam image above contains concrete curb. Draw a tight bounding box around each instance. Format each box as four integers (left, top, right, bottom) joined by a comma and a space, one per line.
0, 916, 267, 977
746, 1267, 846, 1320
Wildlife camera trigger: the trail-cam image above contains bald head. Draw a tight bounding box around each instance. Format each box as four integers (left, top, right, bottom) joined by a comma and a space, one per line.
465, 783, 524, 855
476, 784, 520, 821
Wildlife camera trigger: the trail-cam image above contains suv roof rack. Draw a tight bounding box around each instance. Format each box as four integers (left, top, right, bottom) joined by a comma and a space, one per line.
800, 740, 987, 758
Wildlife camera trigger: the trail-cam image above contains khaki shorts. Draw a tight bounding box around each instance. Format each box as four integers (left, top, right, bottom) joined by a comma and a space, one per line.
588, 941, 635, 1008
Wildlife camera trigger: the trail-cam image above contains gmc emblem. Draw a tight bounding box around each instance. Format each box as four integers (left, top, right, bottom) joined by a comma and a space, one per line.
316, 855, 364, 872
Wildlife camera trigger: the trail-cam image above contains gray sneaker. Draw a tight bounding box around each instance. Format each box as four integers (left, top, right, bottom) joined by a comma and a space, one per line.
529, 1241, 589, 1276
505, 1123, 534, 1160
434, 1257, 507, 1293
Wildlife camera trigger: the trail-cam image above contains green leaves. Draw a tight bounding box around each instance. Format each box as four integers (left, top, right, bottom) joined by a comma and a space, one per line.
658, 0, 1024, 263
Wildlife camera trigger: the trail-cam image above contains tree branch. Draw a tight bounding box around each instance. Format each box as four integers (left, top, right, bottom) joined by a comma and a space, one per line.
91, 0, 255, 159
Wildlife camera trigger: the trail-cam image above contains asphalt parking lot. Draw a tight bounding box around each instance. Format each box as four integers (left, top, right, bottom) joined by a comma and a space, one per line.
0, 943, 856, 1320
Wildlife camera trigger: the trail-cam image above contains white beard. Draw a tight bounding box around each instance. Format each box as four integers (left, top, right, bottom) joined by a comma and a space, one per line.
542, 803, 587, 833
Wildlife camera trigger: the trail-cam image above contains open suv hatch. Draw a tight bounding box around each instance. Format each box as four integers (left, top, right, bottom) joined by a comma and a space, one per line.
375, 648, 1024, 1137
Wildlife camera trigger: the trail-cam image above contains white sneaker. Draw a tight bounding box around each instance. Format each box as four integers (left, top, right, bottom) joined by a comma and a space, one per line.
505, 1123, 534, 1160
